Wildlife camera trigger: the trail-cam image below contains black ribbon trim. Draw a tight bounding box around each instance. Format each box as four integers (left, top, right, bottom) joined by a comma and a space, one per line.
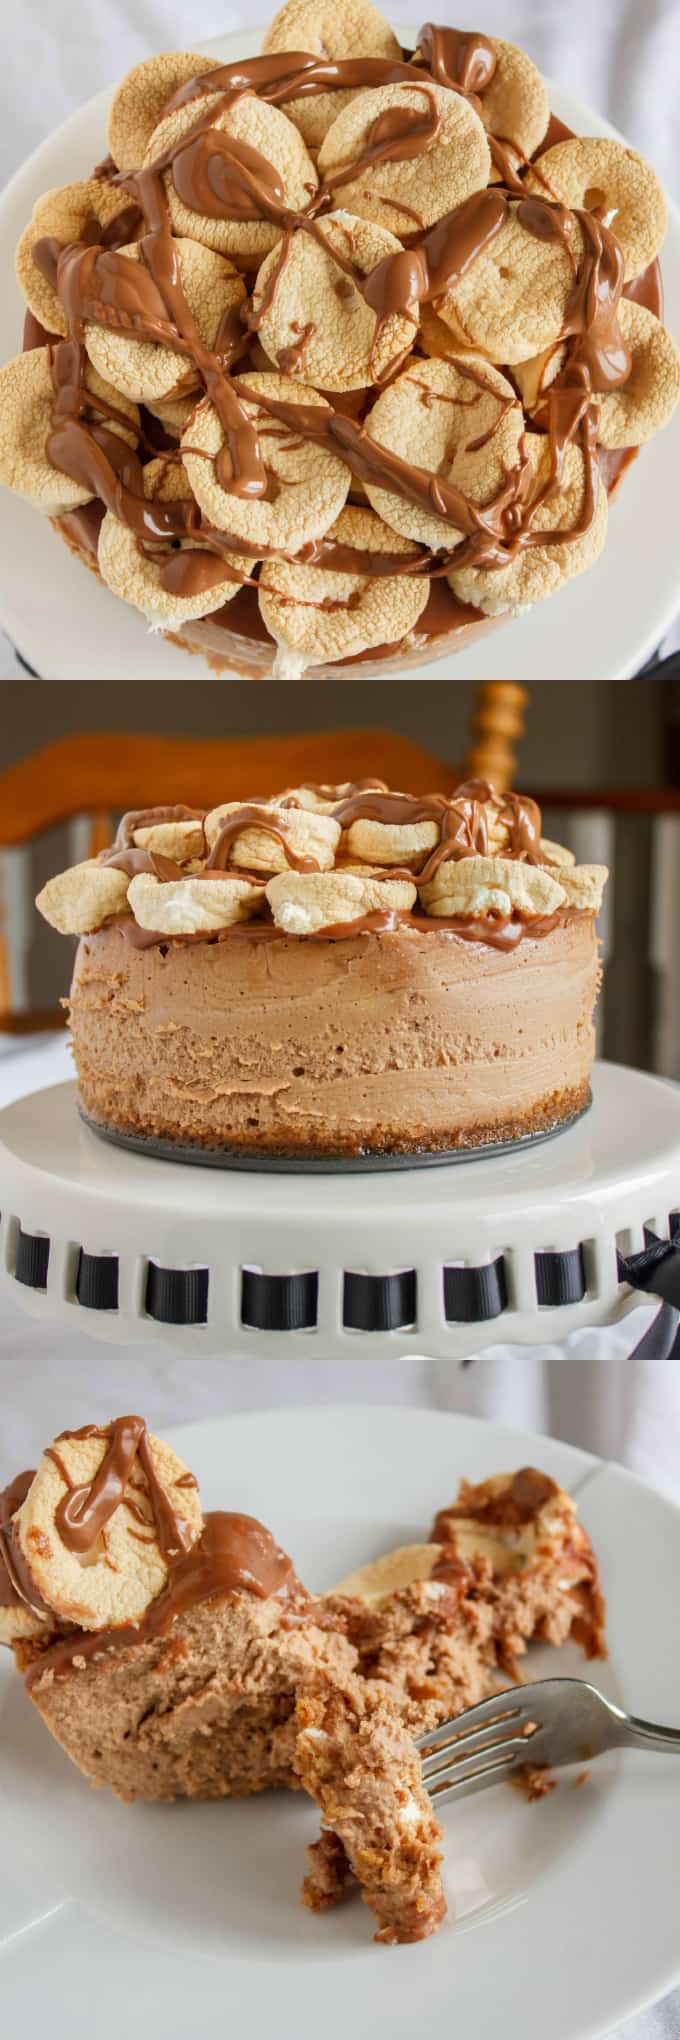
241, 1269, 318, 1331
343, 1270, 417, 1332
443, 1258, 507, 1323
145, 1264, 209, 1326
627, 1301, 680, 1359
15, 1228, 49, 1290
76, 1251, 119, 1312
618, 1233, 680, 1309
535, 1247, 586, 1307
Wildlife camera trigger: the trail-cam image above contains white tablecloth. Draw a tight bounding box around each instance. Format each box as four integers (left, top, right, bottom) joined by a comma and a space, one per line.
1, 1034, 680, 2036
2, 0, 679, 676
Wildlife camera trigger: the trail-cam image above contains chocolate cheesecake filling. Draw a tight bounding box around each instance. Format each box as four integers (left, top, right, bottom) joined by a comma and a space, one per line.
69, 912, 599, 1154
2, 1430, 308, 1686
22, 1510, 307, 1687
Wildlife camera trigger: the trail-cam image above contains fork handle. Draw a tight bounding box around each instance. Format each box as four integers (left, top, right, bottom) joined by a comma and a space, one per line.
623, 1713, 680, 1754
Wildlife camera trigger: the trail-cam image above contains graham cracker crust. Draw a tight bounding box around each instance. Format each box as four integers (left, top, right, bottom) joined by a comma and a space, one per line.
77, 1079, 592, 1160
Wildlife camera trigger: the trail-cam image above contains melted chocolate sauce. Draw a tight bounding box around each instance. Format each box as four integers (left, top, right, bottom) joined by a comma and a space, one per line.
108, 900, 586, 953
415, 23, 497, 97
58, 499, 106, 558
331, 781, 542, 874
321, 91, 443, 200
0, 1466, 55, 1622
0, 1471, 36, 1613
624, 260, 663, 321
304, 904, 581, 944
85, 780, 567, 949
162, 50, 446, 115
113, 804, 206, 849
596, 443, 638, 495
104, 846, 186, 879
299, 777, 390, 799
23, 308, 58, 352
29, 33, 644, 605
44, 1418, 196, 1560
205, 802, 324, 873
437, 1466, 559, 1532
3, 1413, 307, 1683
23, 1509, 307, 1687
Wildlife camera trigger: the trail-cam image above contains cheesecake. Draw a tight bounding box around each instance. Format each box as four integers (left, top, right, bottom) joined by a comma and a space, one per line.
0, 1416, 605, 1946
36, 775, 608, 1158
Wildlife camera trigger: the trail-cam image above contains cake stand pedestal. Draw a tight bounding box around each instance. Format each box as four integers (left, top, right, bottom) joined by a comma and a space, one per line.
0, 1061, 678, 1360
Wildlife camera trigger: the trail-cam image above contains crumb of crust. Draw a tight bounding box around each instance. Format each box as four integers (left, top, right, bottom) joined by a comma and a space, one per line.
511, 1765, 557, 1802
302, 1829, 357, 1910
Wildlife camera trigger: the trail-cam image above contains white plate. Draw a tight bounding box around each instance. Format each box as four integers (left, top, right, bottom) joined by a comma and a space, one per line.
0, 36, 678, 679
1, 1404, 680, 2039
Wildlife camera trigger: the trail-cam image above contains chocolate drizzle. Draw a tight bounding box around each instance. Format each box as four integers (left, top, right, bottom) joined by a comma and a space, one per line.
331, 779, 542, 876
161, 50, 449, 115
434, 1466, 560, 1534
23, 1509, 307, 1687
114, 804, 206, 848
27, 26, 644, 602
107, 901, 587, 952
295, 777, 390, 800
97, 804, 206, 879
205, 803, 325, 873
0, 1471, 37, 1614
295, 904, 580, 946
103, 846, 186, 879
77, 777, 578, 949
320, 90, 443, 200
45, 1418, 196, 1560
2, 1415, 306, 1683
415, 22, 498, 97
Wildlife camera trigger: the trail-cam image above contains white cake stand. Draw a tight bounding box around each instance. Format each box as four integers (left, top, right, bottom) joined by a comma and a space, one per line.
0, 1061, 678, 1358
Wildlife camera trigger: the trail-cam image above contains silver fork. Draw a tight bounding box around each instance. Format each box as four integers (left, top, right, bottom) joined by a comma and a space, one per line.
416, 1678, 680, 1806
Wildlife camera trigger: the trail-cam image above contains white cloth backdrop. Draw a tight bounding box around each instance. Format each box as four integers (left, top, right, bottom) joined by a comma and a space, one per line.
2, 1034, 680, 2037
1, 0, 679, 674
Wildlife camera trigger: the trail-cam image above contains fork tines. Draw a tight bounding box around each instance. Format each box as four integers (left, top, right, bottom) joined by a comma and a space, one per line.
416, 1690, 539, 1799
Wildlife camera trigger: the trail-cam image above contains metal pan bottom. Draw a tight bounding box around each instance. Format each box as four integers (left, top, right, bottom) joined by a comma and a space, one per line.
78, 1096, 592, 1174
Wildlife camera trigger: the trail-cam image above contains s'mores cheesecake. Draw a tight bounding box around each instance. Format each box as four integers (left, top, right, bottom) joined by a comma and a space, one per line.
325, 1539, 498, 1728
36, 775, 608, 1158
327, 1464, 605, 1723
430, 1465, 606, 1672
1, 9, 678, 675
0, 1421, 605, 1946
0, 1416, 447, 1943
0, 1418, 353, 1803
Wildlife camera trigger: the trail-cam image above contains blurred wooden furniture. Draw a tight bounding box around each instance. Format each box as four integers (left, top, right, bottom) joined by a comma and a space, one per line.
0, 726, 456, 846
463, 682, 528, 788
0, 691, 529, 847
